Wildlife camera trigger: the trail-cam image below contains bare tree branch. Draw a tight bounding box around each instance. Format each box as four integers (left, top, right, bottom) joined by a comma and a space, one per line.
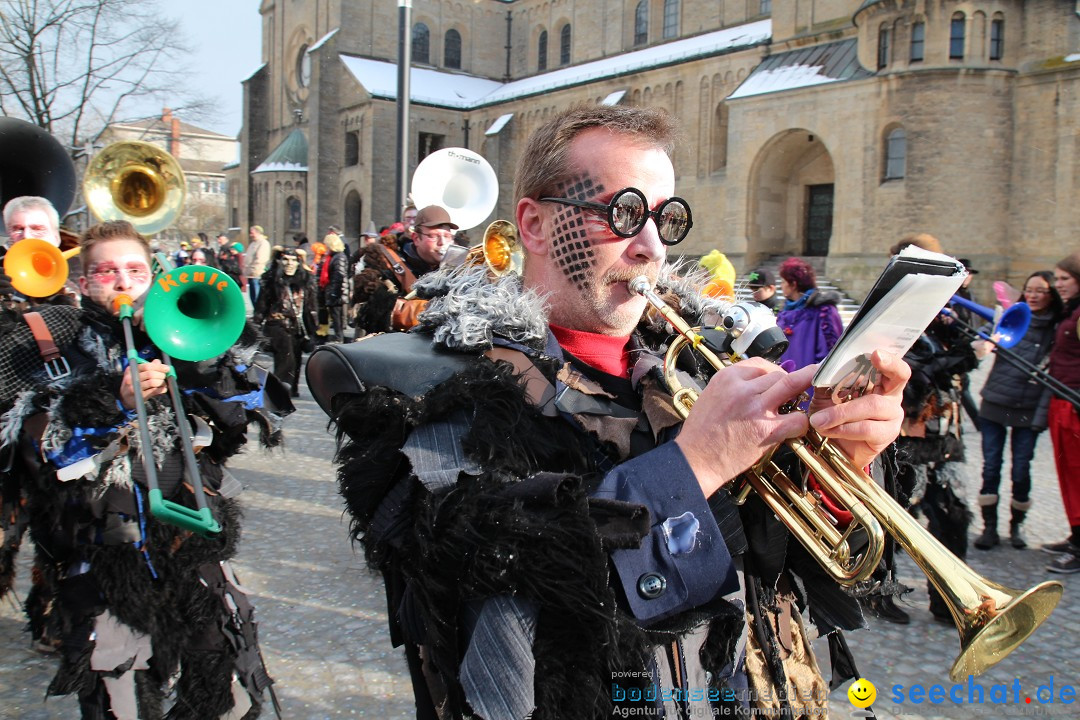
0, 0, 203, 149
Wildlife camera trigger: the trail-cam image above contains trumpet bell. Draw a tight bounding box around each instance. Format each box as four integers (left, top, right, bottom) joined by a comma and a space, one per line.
84, 141, 186, 235
950, 581, 1063, 680
143, 265, 246, 361
3, 238, 80, 297
482, 220, 522, 276
411, 147, 498, 231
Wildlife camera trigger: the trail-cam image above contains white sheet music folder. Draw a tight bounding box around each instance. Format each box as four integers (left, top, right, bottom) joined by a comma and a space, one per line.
812, 247, 967, 389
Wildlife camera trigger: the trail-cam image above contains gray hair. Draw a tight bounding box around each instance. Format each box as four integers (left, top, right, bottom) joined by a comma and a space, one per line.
3, 195, 59, 234
513, 104, 678, 203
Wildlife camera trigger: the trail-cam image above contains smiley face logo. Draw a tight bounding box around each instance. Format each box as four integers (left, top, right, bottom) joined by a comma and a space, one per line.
848, 678, 876, 709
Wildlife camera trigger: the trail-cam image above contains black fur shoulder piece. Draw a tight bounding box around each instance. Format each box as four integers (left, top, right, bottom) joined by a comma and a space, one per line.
410, 261, 723, 355
334, 353, 591, 546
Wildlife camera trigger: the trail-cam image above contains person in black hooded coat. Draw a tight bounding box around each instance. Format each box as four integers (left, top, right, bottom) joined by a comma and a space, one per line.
254, 247, 317, 397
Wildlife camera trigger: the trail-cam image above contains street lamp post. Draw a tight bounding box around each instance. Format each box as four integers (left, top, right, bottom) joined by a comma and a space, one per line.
396, 0, 412, 219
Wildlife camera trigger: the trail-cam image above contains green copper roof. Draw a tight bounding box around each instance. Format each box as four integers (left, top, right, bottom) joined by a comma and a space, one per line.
253, 128, 308, 173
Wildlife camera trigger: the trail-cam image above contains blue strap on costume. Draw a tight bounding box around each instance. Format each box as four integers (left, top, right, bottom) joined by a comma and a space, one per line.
184, 363, 268, 410
43, 423, 128, 470
132, 484, 159, 579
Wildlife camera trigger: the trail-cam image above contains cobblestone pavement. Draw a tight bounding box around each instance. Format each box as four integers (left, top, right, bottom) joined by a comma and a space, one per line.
1, 361, 1077, 719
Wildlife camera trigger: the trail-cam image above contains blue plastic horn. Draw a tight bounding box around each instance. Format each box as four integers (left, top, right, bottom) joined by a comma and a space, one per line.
948, 294, 1031, 349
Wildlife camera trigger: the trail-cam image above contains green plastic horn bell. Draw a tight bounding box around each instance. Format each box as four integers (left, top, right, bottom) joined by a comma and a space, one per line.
143, 265, 247, 361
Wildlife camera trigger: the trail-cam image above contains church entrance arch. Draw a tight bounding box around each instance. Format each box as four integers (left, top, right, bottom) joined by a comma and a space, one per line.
344, 189, 362, 240
746, 129, 835, 261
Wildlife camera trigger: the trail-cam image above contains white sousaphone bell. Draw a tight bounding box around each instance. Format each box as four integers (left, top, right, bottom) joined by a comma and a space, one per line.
409, 147, 522, 276
410, 147, 499, 232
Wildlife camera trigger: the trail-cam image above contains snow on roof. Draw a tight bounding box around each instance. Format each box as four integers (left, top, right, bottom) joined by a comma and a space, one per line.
244, 63, 268, 83
340, 19, 770, 110
601, 90, 627, 106
728, 64, 839, 99
484, 113, 513, 136
728, 38, 872, 100
309, 28, 340, 53
479, 20, 770, 106
339, 56, 502, 108
254, 161, 308, 172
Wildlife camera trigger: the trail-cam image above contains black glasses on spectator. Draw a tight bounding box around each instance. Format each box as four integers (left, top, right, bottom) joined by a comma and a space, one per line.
539, 187, 693, 245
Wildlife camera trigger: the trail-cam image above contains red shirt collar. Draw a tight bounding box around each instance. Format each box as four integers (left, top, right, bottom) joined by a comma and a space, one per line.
549, 323, 632, 378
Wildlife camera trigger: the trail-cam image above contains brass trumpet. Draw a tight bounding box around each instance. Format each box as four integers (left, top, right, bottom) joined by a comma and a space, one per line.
632, 276, 884, 586
481, 219, 522, 276
629, 275, 1063, 680
453, 219, 522, 278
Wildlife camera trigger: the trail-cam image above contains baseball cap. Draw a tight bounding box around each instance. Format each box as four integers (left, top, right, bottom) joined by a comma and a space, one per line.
957, 258, 979, 274
746, 268, 774, 288
413, 205, 459, 231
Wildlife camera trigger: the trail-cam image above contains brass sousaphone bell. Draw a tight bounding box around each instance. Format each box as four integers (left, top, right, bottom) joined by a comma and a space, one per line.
84, 140, 187, 236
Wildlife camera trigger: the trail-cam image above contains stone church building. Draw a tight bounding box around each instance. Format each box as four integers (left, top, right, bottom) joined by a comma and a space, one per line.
233, 0, 1080, 297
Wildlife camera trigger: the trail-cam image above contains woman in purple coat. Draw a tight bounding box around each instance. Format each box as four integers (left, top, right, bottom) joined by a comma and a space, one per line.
775, 257, 843, 370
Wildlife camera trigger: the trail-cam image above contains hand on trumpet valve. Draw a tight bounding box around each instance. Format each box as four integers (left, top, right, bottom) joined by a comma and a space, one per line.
807, 349, 910, 469
676, 360, 816, 497
120, 359, 172, 410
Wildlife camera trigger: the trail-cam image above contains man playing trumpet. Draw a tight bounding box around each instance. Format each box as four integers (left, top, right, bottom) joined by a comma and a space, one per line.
350, 204, 457, 334
317, 106, 908, 718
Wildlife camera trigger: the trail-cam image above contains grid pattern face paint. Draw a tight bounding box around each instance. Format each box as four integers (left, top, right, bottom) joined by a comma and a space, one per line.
550, 175, 603, 291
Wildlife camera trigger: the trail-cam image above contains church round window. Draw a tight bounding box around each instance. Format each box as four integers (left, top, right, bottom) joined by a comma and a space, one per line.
297, 45, 311, 88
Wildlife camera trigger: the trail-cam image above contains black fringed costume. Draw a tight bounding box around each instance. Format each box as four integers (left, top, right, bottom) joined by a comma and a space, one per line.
310, 266, 868, 719
254, 249, 318, 396
0, 299, 289, 719
350, 235, 438, 335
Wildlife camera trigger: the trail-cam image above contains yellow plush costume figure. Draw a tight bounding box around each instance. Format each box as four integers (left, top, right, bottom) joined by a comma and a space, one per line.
699, 249, 735, 299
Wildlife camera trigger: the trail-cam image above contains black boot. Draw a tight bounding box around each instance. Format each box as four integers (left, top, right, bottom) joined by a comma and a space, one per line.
973, 494, 999, 550
1010, 501, 1031, 549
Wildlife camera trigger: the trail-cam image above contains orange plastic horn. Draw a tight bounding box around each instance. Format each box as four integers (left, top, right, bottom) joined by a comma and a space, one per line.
3, 238, 81, 298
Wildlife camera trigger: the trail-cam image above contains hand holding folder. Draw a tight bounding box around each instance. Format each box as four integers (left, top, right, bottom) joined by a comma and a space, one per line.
812, 247, 967, 391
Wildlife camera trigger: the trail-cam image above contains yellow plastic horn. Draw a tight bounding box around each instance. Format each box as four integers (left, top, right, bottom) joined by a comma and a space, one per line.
142, 265, 247, 361
3, 238, 81, 297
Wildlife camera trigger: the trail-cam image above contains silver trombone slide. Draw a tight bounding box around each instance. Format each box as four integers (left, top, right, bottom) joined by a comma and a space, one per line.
115, 294, 220, 537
